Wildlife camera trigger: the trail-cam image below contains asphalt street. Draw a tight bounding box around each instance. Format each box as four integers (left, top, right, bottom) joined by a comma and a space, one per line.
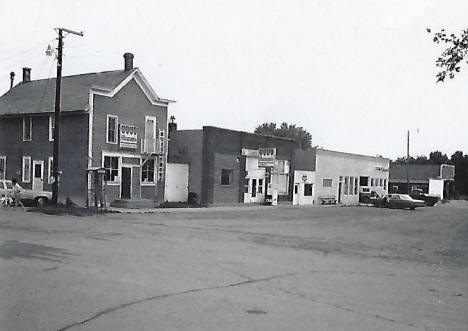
0, 202, 467, 331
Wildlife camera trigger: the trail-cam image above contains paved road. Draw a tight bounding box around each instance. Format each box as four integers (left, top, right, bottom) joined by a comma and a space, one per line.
0, 202, 467, 331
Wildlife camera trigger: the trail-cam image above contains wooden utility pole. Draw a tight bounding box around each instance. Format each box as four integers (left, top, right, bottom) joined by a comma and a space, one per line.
406, 130, 410, 194
51, 28, 83, 205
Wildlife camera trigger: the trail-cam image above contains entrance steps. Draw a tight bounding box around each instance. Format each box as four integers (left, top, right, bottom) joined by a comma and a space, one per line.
110, 199, 159, 209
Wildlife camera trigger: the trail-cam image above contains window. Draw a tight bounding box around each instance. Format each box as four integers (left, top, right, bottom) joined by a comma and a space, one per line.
371, 178, 374, 186
344, 176, 349, 195
158, 157, 165, 181
350, 176, 355, 195
383, 179, 387, 190
354, 177, 358, 195
322, 178, 332, 187
22, 156, 31, 183
106, 115, 118, 144
221, 169, 233, 185
359, 176, 368, 186
0, 156, 6, 180
104, 156, 119, 182
48, 157, 54, 184
49, 115, 55, 141
159, 130, 165, 153
304, 183, 313, 196
142, 159, 155, 183
244, 178, 249, 193
23, 116, 32, 141
258, 179, 263, 193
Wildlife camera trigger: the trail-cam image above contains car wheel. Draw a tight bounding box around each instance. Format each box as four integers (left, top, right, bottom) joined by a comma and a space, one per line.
35, 197, 48, 206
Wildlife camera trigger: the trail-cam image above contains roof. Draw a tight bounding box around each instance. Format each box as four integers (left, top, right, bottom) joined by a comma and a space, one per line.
0, 70, 133, 115
315, 148, 391, 162
389, 164, 440, 181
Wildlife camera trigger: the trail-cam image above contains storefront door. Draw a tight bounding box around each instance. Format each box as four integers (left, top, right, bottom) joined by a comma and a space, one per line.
121, 167, 131, 199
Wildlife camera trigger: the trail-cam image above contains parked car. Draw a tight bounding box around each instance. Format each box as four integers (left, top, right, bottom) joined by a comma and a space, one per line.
0, 180, 52, 206
372, 194, 425, 210
409, 189, 439, 207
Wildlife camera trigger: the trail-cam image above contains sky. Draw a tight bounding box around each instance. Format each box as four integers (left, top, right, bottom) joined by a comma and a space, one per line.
0, 0, 467, 159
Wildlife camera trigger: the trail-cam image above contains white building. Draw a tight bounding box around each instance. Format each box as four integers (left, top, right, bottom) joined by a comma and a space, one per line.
293, 149, 390, 205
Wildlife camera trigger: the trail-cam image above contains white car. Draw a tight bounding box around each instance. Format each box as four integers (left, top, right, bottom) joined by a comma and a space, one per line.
0, 180, 52, 206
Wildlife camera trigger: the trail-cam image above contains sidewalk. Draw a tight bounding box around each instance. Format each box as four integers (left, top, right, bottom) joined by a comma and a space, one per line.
107, 202, 343, 214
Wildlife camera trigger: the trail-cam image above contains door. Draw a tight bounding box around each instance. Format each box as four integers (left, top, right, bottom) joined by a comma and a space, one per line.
337, 181, 342, 203
32, 160, 44, 191
165, 163, 189, 202
121, 167, 131, 199
251, 179, 257, 198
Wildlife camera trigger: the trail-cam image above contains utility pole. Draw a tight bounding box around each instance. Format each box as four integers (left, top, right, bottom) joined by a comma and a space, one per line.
406, 130, 410, 194
51, 28, 84, 205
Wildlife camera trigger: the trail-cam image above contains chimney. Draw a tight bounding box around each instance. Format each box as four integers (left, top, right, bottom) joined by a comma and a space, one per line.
10, 72, 15, 89
168, 116, 177, 138
123, 53, 134, 71
22, 67, 31, 83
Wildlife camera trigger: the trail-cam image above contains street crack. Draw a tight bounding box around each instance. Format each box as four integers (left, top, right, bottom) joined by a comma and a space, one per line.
57, 272, 296, 331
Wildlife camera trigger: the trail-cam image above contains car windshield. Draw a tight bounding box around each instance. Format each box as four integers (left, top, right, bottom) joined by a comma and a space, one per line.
5, 181, 13, 189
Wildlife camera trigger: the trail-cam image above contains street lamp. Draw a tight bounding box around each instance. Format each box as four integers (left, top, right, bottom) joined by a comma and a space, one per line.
46, 28, 84, 205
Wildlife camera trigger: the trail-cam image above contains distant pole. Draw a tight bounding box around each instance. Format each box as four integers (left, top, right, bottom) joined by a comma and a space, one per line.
51, 28, 83, 205
406, 130, 410, 194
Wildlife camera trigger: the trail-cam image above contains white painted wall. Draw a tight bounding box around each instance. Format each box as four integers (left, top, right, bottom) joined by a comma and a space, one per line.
314, 150, 390, 205
429, 178, 444, 199
165, 163, 189, 202
293, 170, 315, 205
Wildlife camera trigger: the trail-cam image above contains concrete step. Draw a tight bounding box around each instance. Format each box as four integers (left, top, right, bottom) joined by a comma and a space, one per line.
110, 199, 159, 209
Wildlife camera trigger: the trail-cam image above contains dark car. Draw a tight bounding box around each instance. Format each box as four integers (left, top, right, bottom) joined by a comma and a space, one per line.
372, 194, 425, 210
409, 189, 439, 207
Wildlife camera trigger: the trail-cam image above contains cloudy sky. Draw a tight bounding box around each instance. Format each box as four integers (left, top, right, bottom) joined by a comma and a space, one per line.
1, 0, 467, 159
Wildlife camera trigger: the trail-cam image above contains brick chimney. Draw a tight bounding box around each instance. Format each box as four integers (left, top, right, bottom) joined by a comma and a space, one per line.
22, 67, 31, 83
168, 116, 177, 138
123, 53, 134, 71
10, 72, 15, 89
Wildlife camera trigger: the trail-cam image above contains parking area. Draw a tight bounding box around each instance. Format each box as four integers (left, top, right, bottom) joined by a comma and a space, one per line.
0, 202, 467, 331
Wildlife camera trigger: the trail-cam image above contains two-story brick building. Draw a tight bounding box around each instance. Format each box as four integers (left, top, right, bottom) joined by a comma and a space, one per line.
0, 53, 173, 206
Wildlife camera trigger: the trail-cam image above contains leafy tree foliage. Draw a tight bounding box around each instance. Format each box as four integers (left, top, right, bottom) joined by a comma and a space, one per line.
254, 122, 312, 149
427, 28, 468, 82
429, 151, 450, 165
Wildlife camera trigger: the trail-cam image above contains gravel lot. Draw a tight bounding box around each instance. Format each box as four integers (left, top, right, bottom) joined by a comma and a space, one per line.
0, 202, 467, 331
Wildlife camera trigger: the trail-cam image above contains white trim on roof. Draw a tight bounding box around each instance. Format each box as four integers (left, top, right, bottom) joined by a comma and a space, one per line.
90, 69, 175, 107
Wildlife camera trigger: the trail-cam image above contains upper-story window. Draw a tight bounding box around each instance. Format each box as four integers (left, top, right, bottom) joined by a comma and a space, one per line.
106, 115, 118, 144
23, 116, 32, 141
142, 116, 157, 153
49, 115, 55, 141
145, 116, 156, 140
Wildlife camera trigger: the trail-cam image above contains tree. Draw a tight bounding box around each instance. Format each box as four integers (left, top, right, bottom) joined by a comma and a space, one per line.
254, 122, 312, 149
450, 151, 468, 195
427, 28, 468, 82
393, 155, 430, 165
429, 151, 450, 165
